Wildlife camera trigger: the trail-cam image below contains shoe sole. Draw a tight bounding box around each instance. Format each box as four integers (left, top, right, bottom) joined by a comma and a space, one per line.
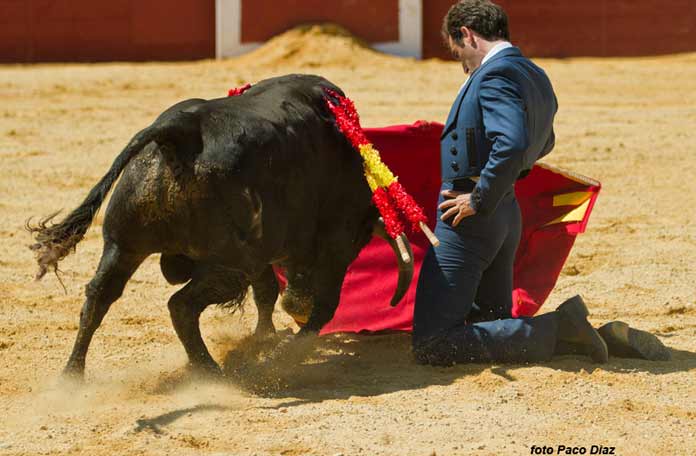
598, 321, 671, 361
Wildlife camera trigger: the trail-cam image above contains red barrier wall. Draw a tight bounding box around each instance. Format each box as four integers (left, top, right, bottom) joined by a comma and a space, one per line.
0, 0, 214, 62
1, 1, 694, 62
423, 0, 696, 59
240, 0, 398, 43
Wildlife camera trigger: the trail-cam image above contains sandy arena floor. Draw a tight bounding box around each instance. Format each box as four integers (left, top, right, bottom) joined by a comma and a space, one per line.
1, 27, 695, 455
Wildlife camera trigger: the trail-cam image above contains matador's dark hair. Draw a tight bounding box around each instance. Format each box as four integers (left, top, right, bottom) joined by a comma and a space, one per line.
442, 0, 510, 43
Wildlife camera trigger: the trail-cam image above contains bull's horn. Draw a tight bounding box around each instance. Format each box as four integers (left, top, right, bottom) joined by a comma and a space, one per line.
373, 218, 414, 307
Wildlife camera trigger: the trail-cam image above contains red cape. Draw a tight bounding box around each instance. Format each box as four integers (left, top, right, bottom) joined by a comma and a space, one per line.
277, 122, 601, 334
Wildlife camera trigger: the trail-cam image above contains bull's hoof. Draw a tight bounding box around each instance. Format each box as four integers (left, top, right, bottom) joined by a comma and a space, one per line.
60, 366, 86, 387
253, 323, 277, 340
61, 361, 85, 378
188, 360, 224, 379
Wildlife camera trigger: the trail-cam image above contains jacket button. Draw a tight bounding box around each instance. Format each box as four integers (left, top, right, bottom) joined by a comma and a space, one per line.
450, 146, 458, 156
450, 161, 459, 172
451, 132, 458, 140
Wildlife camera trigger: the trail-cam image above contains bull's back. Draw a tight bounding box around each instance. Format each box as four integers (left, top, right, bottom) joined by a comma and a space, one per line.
102, 74, 372, 261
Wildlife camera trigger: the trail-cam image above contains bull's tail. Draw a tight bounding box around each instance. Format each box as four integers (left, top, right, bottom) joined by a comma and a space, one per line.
27, 111, 201, 280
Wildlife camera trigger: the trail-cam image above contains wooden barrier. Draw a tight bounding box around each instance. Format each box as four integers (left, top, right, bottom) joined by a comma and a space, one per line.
0, 0, 214, 62
424, 0, 696, 59
1, 0, 694, 62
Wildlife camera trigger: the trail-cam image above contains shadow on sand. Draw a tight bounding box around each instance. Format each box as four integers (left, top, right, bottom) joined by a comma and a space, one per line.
152, 330, 696, 403
137, 331, 696, 429
134, 404, 232, 434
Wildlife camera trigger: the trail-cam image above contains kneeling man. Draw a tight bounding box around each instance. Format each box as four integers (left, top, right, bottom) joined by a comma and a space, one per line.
413, 0, 609, 365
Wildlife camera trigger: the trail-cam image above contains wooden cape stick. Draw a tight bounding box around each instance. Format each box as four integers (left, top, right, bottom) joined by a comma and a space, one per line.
419, 221, 440, 247
395, 234, 411, 264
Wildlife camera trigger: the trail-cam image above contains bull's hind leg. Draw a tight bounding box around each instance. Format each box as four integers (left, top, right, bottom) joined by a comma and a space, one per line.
64, 243, 146, 377
167, 265, 248, 373
250, 265, 278, 337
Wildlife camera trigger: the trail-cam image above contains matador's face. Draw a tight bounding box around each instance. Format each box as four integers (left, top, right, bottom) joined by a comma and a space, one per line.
447, 35, 475, 75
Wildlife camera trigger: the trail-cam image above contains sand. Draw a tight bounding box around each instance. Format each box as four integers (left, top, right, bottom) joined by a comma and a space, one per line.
1, 26, 695, 456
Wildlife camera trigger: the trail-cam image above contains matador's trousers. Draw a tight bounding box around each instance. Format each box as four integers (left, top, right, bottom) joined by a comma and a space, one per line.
413, 180, 559, 365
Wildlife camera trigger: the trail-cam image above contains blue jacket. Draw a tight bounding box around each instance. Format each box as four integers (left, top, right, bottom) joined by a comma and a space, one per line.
440, 46, 557, 215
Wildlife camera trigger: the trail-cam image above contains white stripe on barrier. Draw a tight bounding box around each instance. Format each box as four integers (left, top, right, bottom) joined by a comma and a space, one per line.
215, 0, 423, 59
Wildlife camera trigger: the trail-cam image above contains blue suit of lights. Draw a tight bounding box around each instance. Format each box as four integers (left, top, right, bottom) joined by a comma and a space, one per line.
413, 46, 560, 365
440, 46, 557, 214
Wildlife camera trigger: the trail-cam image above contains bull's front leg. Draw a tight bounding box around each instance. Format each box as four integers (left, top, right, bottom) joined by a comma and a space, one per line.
301, 259, 350, 333
250, 265, 278, 337
279, 267, 314, 327
263, 259, 348, 364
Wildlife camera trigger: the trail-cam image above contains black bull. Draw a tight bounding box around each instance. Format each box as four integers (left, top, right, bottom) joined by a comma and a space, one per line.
28, 74, 414, 376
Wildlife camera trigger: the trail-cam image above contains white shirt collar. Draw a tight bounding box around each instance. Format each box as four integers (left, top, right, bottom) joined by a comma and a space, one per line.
481, 41, 513, 66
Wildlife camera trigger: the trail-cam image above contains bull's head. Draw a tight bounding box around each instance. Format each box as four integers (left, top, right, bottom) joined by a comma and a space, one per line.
281, 218, 414, 327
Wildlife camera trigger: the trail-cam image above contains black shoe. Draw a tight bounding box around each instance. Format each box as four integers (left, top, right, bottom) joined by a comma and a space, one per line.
555, 295, 609, 364
598, 321, 671, 361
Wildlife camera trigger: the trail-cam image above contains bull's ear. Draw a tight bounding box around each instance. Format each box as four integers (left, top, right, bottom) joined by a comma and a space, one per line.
152, 111, 203, 157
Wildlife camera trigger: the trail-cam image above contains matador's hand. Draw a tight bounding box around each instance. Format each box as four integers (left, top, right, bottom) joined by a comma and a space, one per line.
439, 190, 476, 226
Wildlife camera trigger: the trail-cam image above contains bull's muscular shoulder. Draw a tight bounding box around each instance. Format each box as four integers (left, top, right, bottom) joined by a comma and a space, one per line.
251, 73, 343, 96
193, 74, 343, 168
